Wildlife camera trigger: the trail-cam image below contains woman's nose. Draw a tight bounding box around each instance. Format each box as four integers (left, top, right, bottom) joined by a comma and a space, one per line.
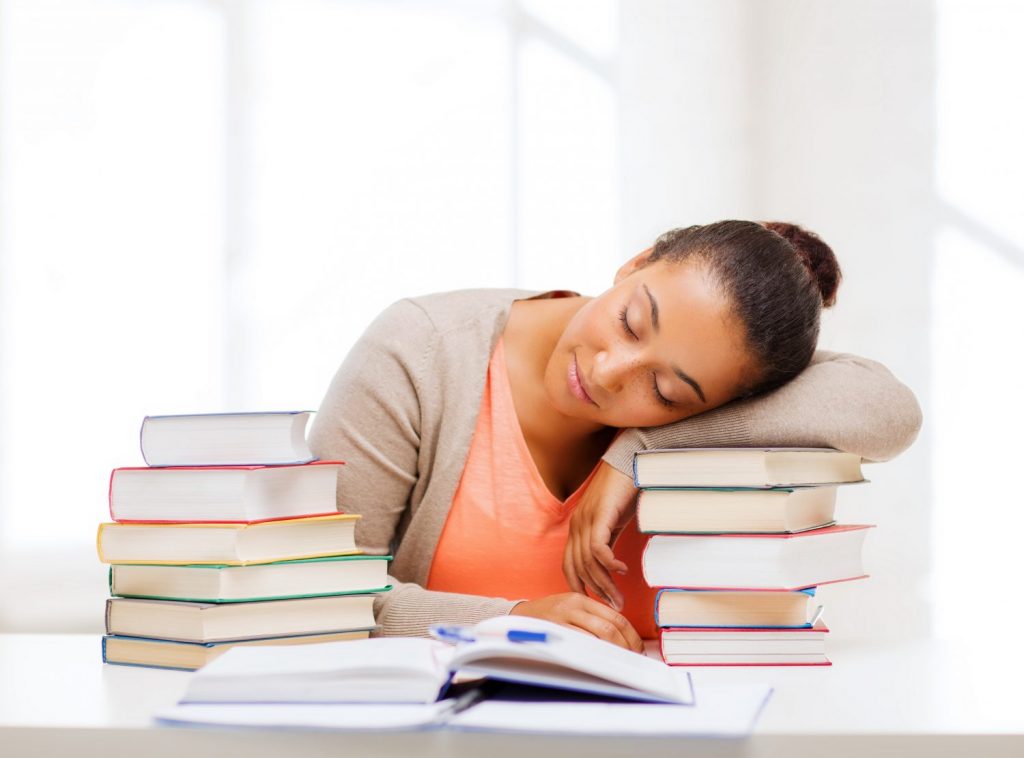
592, 349, 630, 393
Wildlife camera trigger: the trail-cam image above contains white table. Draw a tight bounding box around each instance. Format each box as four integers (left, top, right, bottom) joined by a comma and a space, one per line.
2, 634, 1022, 757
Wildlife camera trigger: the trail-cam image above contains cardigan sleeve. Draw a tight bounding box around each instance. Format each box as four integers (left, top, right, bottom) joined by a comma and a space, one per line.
308, 299, 516, 637
601, 350, 923, 475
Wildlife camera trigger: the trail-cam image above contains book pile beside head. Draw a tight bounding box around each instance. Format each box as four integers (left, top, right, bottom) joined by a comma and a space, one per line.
95, 411, 391, 671
633, 448, 871, 667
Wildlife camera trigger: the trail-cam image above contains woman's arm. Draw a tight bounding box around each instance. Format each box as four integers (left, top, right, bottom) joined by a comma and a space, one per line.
308, 299, 517, 636
602, 349, 923, 473
565, 350, 923, 606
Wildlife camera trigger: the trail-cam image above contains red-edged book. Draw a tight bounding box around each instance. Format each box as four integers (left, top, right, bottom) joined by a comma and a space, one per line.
641, 524, 872, 590
660, 621, 831, 666
108, 461, 344, 523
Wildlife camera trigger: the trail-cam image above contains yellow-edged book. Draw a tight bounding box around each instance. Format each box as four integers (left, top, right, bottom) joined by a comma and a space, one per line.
97, 514, 358, 565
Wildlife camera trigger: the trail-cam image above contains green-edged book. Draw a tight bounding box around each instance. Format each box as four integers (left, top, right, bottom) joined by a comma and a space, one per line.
109, 555, 391, 602
105, 594, 378, 643
102, 630, 372, 672
633, 448, 864, 488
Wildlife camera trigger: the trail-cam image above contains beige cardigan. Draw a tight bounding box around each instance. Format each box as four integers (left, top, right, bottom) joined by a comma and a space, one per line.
308, 289, 922, 637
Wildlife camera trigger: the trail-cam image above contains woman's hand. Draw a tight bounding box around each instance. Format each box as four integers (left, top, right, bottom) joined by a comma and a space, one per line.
562, 461, 639, 611
509, 592, 643, 652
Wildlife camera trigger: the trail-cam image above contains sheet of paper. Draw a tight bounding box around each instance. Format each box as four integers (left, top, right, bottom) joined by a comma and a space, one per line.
156, 683, 772, 737
156, 702, 452, 731
447, 683, 773, 737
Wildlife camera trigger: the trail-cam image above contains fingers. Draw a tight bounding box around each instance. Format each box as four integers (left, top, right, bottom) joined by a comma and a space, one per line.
576, 517, 624, 610
593, 540, 628, 576
564, 511, 625, 609
563, 526, 585, 595
512, 593, 645, 653
581, 539, 623, 611
570, 597, 644, 653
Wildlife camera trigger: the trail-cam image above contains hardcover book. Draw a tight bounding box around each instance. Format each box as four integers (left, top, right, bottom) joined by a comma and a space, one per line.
654, 588, 819, 629
102, 630, 370, 671
641, 525, 872, 590
637, 486, 838, 534
105, 594, 377, 643
109, 554, 391, 603
108, 461, 344, 523
97, 514, 358, 565
140, 411, 316, 467
633, 448, 864, 488
660, 622, 831, 666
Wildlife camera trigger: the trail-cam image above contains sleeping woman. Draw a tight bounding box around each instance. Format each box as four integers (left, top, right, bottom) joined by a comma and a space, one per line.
309, 220, 922, 652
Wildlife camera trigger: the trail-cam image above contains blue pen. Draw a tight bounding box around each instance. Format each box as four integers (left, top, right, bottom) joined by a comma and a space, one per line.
429, 624, 556, 644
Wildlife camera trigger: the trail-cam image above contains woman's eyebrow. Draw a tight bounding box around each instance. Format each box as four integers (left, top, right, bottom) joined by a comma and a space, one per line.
643, 284, 707, 404
643, 284, 660, 332
673, 366, 707, 404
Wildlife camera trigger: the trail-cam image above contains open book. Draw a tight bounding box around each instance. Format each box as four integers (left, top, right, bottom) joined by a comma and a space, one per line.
181, 616, 695, 706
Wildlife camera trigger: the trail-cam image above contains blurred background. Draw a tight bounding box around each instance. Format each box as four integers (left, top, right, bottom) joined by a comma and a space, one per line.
0, 0, 1020, 641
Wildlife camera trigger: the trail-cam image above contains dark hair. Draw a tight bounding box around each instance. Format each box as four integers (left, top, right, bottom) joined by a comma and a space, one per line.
647, 220, 841, 396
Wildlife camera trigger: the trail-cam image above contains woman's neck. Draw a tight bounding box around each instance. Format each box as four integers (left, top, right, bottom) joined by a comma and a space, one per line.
502, 295, 611, 448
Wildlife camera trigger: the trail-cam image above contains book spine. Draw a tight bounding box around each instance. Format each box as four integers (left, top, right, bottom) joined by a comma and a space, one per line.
653, 588, 666, 627
139, 417, 150, 466
107, 469, 116, 520
644, 576, 868, 592
111, 511, 341, 526
664, 660, 832, 667
104, 598, 114, 635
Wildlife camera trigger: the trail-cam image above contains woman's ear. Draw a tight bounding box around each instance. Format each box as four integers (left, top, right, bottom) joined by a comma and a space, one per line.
614, 247, 653, 285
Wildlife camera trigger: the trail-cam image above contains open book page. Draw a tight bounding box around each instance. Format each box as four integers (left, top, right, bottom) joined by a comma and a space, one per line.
182, 637, 450, 704
447, 684, 773, 736
452, 616, 695, 704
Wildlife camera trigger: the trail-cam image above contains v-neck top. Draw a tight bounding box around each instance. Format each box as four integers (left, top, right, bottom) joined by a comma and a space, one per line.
426, 336, 601, 601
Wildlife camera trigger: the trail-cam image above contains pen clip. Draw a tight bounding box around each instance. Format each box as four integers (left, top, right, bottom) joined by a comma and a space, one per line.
809, 605, 825, 627
429, 625, 475, 644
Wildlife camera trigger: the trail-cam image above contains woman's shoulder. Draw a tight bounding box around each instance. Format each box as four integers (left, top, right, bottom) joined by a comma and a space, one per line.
381, 288, 541, 332
406, 287, 539, 315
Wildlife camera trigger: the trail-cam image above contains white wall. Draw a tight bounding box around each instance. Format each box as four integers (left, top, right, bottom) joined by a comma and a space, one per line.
618, 0, 758, 244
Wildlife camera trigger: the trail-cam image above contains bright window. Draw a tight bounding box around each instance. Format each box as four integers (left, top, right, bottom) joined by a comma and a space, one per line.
0, 0, 619, 630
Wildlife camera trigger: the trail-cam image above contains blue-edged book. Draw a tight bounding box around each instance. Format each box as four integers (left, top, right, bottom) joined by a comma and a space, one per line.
102, 629, 375, 671
654, 588, 820, 629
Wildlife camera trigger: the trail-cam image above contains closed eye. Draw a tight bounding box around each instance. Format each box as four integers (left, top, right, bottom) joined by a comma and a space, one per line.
618, 305, 638, 340
652, 375, 677, 408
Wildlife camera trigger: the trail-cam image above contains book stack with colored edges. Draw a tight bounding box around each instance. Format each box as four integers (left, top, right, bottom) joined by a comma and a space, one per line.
633, 448, 871, 667
96, 411, 391, 671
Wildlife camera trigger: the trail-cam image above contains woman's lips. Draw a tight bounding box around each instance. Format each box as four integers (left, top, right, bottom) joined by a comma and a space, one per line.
568, 354, 595, 405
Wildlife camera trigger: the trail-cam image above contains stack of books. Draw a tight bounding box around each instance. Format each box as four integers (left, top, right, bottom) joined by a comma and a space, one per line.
96, 411, 391, 671
633, 448, 871, 667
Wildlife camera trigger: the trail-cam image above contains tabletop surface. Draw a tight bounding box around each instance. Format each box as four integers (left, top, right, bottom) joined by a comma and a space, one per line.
2, 633, 1022, 757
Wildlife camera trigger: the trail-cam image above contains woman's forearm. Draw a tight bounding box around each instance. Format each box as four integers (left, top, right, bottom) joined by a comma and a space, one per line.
602, 350, 923, 474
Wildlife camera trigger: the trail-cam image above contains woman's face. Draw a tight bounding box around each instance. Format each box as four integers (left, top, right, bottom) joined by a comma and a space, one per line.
544, 257, 755, 429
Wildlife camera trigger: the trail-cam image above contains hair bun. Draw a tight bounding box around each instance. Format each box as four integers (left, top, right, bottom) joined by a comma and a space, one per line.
763, 222, 841, 307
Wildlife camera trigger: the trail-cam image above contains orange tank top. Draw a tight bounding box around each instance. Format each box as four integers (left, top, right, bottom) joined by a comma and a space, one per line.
426, 336, 659, 637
